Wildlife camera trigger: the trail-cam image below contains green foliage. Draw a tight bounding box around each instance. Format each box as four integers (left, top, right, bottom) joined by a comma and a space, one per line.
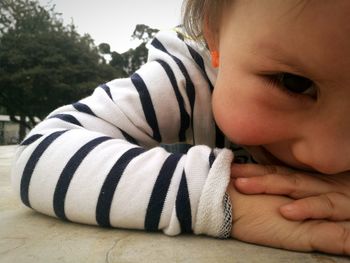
0, 0, 117, 139
98, 43, 111, 54
108, 24, 159, 77
131, 24, 159, 43
0, 106, 6, 115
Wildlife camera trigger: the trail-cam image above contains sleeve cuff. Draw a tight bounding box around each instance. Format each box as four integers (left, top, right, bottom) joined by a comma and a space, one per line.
193, 148, 233, 237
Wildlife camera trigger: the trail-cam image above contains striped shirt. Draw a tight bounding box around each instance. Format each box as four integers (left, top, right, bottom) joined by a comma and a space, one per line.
11, 28, 239, 238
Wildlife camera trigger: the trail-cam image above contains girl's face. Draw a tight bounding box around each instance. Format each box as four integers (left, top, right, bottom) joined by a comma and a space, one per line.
211, 0, 350, 174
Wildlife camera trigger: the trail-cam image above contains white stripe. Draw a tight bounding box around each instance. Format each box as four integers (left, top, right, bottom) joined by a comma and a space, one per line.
109, 147, 170, 229
138, 61, 183, 143
64, 140, 134, 224
28, 130, 102, 216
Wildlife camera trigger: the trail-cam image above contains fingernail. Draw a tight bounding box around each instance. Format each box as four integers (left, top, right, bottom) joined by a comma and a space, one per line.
281, 204, 296, 213
237, 178, 250, 184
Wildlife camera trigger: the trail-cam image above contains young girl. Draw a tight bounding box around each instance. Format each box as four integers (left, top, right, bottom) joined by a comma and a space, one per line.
11, 0, 350, 255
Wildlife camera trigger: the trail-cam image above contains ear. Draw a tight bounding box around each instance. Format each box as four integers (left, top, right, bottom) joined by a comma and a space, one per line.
203, 16, 219, 52
203, 17, 220, 68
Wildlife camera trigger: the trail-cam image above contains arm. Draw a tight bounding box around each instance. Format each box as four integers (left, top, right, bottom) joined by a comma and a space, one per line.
11, 30, 232, 237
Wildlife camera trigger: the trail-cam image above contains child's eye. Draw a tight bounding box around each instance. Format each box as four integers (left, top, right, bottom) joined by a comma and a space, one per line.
268, 73, 317, 98
278, 73, 313, 94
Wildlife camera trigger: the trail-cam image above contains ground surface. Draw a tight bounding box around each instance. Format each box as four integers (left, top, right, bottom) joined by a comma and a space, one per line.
1, 145, 349, 263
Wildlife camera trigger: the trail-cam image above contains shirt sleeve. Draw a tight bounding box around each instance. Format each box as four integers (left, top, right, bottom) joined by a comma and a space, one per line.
10, 30, 233, 237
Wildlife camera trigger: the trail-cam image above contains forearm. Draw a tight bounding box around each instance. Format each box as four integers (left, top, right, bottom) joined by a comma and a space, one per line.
12, 128, 233, 236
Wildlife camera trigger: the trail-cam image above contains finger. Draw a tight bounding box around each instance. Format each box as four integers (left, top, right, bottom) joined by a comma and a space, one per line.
280, 193, 350, 221
279, 220, 350, 254
231, 163, 294, 178
304, 221, 350, 255
235, 172, 333, 198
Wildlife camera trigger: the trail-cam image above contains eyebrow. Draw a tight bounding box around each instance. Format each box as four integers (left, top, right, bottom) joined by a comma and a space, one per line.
251, 41, 333, 85
277, 0, 312, 22
286, 0, 311, 18
249, 41, 304, 74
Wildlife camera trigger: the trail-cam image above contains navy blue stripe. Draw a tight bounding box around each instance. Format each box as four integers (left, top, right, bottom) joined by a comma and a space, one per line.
151, 37, 169, 53
21, 134, 44, 146
96, 147, 146, 227
49, 114, 82, 127
145, 153, 183, 231
100, 84, 113, 100
156, 59, 190, 142
53, 136, 112, 220
176, 171, 192, 233
215, 125, 225, 148
72, 102, 96, 116
119, 129, 139, 145
131, 73, 161, 142
209, 151, 216, 168
186, 44, 214, 92
151, 38, 196, 143
20, 130, 68, 207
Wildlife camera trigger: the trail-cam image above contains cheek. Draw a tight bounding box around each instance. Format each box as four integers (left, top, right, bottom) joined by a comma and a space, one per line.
212, 82, 287, 146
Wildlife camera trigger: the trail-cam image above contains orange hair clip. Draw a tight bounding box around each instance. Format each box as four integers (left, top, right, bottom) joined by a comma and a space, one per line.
211, 51, 219, 68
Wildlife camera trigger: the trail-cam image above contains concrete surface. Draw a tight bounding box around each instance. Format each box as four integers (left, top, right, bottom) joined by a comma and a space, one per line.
0, 145, 349, 263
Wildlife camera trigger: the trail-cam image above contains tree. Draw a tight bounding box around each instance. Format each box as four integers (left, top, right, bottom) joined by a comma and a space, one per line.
0, 0, 117, 140
98, 43, 111, 54
131, 24, 159, 43
106, 24, 159, 77
0, 106, 6, 115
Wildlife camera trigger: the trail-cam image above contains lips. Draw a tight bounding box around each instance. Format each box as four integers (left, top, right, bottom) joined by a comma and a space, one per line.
255, 146, 315, 172
244, 145, 289, 166
259, 146, 287, 166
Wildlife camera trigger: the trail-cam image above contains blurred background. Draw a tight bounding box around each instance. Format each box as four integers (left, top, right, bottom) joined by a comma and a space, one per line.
0, 0, 182, 144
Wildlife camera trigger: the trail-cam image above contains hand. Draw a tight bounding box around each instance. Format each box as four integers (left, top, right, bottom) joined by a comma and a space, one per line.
227, 181, 350, 255
231, 163, 350, 221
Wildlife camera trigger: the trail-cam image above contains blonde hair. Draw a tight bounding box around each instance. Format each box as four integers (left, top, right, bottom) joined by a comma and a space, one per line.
182, 0, 228, 42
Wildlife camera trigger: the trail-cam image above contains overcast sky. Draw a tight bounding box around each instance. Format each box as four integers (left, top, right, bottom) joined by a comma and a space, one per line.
38, 0, 183, 53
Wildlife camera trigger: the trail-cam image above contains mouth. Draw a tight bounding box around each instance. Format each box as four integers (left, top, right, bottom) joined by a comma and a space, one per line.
258, 146, 288, 166
243, 145, 287, 166
261, 146, 289, 166
248, 146, 314, 172
244, 146, 286, 166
